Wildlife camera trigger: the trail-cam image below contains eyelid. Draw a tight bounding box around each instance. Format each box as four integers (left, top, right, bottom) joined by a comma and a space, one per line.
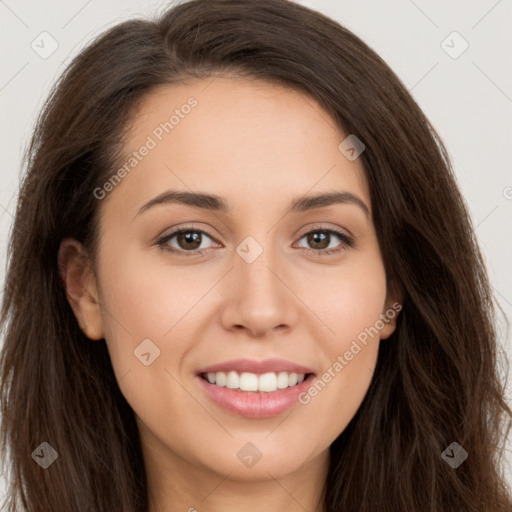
295, 222, 353, 240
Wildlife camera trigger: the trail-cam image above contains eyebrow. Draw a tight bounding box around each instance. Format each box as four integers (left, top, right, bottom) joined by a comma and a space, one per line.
136, 189, 370, 218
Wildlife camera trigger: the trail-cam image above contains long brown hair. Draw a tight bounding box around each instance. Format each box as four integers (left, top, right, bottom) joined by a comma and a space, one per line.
1, 0, 511, 510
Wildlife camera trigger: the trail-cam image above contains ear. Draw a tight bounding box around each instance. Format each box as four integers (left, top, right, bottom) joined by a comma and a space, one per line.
57, 238, 104, 340
379, 280, 403, 340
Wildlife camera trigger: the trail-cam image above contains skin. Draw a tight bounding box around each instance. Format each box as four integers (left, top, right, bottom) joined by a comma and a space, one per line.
59, 75, 401, 512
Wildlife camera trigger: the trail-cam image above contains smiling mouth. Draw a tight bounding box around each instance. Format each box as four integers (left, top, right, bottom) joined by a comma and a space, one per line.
199, 371, 315, 393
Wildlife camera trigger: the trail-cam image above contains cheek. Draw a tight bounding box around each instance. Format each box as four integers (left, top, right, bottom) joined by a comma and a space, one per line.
97, 243, 206, 342
296, 257, 386, 430
95, 244, 224, 418
299, 303, 382, 445
302, 257, 388, 344
95, 250, 198, 445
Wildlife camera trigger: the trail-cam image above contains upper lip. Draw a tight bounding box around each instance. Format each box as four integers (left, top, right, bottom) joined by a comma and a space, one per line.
197, 358, 315, 375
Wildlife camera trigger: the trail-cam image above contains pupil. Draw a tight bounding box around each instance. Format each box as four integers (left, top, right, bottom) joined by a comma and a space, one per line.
308, 231, 328, 250
179, 231, 201, 250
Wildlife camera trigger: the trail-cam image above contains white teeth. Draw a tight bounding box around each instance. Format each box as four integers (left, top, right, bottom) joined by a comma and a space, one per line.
276, 371, 289, 389
258, 372, 277, 392
226, 371, 239, 389
216, 371, 226, 387
239, 372, 259, 391
203, 371, 307, 392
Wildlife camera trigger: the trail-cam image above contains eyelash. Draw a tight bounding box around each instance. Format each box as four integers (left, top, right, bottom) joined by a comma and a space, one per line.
156, 225, 354, 257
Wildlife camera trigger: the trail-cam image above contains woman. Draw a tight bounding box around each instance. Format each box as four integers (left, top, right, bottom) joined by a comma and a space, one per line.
1, 0, 511, 511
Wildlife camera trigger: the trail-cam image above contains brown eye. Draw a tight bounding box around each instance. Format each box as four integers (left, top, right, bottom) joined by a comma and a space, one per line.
305, 231, 330, 250
296, 228, 354, 256
175, 231, 203, 250
157, 228, 217, 254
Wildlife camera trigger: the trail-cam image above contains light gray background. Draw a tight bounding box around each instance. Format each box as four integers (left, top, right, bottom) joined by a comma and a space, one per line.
1, 0, 511, 500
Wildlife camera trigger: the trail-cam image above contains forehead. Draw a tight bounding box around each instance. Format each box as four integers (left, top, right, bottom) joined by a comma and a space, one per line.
105, 75, 370, 216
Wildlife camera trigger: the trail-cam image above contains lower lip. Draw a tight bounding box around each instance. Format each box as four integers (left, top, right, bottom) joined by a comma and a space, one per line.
196, 374, 315, 419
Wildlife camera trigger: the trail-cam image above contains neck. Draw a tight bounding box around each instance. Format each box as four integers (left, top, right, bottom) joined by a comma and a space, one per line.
144, 438, 329, 512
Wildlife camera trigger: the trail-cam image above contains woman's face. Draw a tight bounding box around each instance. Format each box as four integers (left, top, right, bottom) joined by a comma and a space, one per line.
66, 76, 399, 484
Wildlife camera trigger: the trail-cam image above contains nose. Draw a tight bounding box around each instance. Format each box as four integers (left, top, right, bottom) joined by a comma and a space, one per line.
219, 240, 299, 338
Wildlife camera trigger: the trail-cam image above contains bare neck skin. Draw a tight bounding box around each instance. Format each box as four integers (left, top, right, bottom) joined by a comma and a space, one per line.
143, 422, 329, 512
